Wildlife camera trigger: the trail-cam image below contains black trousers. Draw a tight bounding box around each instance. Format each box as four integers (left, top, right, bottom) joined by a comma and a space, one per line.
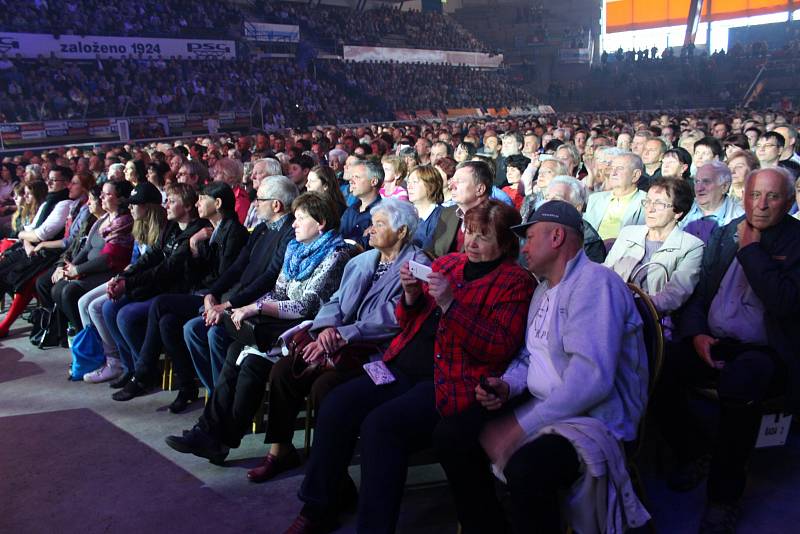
36, 266, 112, 330
134, 293, 203, 389
264, 354, 359, 445
433, 396, 579, 534
199, 319, 300, 449
652, 338, 786, 503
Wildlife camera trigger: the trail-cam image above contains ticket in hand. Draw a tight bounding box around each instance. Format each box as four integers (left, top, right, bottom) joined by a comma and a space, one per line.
408, 260, 432, 282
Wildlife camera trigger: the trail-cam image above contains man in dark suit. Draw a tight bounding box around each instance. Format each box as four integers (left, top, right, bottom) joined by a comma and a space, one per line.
183, 177, 299, 392
654, 167, 800, 532
427, 160, 493, 258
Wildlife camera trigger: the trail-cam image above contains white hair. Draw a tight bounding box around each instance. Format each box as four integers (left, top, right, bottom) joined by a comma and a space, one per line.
548, 175, 587, 208
697, 160, 732, 186
372, 197, 419, 239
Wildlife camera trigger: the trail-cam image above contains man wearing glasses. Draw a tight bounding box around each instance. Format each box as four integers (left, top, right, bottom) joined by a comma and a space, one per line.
583, 152, 647, 241
756, 131, 800, 179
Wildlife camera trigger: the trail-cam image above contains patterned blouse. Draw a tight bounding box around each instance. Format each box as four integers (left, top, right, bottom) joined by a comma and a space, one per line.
257, 246, 351, 319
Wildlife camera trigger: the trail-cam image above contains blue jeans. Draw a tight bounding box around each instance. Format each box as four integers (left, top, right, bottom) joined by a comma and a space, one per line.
183, 316, 231, 392
102, 297, 154, 376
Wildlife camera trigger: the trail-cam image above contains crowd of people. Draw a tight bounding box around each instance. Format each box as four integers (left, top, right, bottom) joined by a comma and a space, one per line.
0, 56, 534, 124
1, 107, 798, 534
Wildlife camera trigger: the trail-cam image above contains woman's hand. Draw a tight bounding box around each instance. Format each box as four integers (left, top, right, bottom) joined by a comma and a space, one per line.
316, 327, 345, 354
107, 277, 126, 300
63, 262, 78, 279
475, 377, 510, 411
399, 261, 422, 305
230, 303, 257, 330
301, 340, 328, 365
51, 266, 65, 284
427, 271, 453, 313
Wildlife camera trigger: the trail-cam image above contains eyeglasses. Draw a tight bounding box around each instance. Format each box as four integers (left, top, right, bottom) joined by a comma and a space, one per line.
255, 197, 276, 203
641, 199, 673, 210
755, 143, 779, 149
47, 177, 65, 184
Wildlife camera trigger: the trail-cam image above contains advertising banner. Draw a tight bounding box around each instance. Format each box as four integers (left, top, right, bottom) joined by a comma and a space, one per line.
343, 45, 503, 68
0, 32, 236, 60
243, 22, 300, 43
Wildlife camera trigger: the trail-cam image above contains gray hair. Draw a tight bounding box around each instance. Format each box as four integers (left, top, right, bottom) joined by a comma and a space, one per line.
259, 175, 299, 211
697, 160, 732, 185
745, 167, 796, 198
555, 143, 580, 165
616, 152, 644, 173
109, 163, 125, 176
372, 198, 419, 240
255, 157, 282, 177
595, 146, 626, 159
25, 164, 42, 180
548, 175, 587, 208
328, 148, 348, 165
538, 156, 568, 176
352, 159, 385, 189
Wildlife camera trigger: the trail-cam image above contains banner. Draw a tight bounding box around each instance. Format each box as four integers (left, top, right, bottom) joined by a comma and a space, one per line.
0, 32, 236, 60
343, 46, 503, 68
243, 22, 300, 43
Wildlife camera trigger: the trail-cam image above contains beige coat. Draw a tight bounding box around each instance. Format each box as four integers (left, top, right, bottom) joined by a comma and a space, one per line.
604, 224, 704, 314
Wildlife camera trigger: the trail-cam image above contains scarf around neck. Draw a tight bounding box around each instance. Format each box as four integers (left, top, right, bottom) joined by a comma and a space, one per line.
34, 187, 70, 228
282, 230, 345, 282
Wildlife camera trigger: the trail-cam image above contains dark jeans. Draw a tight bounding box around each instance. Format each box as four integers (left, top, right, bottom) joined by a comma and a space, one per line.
183, 316, 231, 392
653, 338, 786, 503
102, 296, 153, 374
134, 293, 203, 389
264, 355, 359, 445
299, 369, 440, 534
199, 320, 299, 448
433, 395, 579, 534
36, 267, 111, 330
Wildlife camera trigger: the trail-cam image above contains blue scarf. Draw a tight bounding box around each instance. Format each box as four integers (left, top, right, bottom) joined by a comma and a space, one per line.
282, 230, 345, 282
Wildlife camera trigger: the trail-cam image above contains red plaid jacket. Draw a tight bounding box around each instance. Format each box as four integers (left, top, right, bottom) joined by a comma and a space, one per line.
383, 253, 536, 416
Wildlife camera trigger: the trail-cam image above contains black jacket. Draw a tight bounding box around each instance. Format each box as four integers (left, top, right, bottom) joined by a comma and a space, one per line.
190, 216, 249, 291
208, 215, 295, 308
679, 214, 800, 411
122, 218, 210, 301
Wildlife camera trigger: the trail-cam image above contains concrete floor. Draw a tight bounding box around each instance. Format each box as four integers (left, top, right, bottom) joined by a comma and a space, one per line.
2, 319, 800, 534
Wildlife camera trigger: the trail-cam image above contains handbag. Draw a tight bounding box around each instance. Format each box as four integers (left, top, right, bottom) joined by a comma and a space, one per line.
221, 310, 301, 353
68, 325, 105, 381
287, 326, 379, 379
29, 304, 64, 349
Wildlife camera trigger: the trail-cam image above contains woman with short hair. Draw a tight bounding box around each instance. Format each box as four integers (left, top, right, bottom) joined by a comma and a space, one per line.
604, 176, 704, 315
407, 164, 444, 249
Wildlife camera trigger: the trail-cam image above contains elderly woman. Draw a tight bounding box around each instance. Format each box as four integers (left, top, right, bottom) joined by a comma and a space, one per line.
679, 160, 745, 242
246, 199, 431, 482
604, 177, 704, 315
407, 164, 444, 250
726, 149, 759, 204
165, 191, 352, 463
284, 200, 536, 533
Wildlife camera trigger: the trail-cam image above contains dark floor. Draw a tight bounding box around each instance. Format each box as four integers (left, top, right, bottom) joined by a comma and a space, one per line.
1, 321, 799, 533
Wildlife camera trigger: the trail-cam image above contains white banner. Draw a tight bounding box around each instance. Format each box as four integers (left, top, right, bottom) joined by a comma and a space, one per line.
342, 45, 503, 68
244, 22, 300, 43
0, 32, 236, 60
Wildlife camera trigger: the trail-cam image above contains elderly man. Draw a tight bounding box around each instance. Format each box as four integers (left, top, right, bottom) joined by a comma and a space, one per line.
243, 158, 283, 229
630, 130, 652, 157
433, 200, 649, 534
679, 161, 744, 242
340, 159, 383, 249
545, 176, 606, 262
214, 158, 250, 225
183, 177, 299, 392
430, 141, 451, 167
428, 160, 493, 258
583, 152, 647, 241
654, 167, 800, 532
520, 157, 568, 221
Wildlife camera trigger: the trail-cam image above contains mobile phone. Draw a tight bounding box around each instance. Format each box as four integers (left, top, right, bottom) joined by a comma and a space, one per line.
408, 260, 432, 282
480, 375, 497, 396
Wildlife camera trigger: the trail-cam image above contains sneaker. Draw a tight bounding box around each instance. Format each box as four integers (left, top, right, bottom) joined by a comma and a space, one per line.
165, 426, 229, 465
84, 359, 123, 384
699, 501, 740, 534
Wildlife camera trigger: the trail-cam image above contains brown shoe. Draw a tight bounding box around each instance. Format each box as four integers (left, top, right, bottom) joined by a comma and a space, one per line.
247, 448, 302, 483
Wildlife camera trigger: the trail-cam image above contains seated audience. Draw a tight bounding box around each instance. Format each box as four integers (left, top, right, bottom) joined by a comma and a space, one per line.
165, 191, 352, 463
246, 199, 429, 483
654, 167, 800, 532
284, 200, 535, 533
184, 178, 299, 392
434, 200, 649, 534
305, 165, 347, 217
544, 175, 606, 263
726, 149, 759, 204
660, 147, 693, 180
680, 161, 745, 242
